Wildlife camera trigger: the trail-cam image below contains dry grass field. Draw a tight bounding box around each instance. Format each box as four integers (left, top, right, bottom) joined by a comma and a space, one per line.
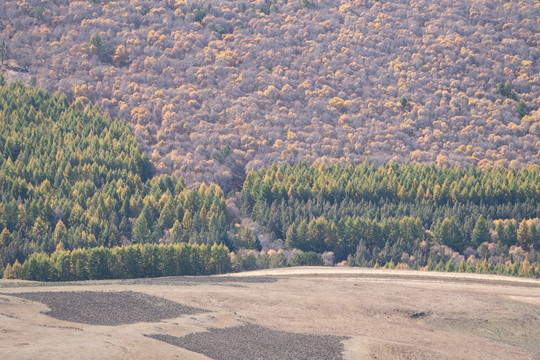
1, 267, 539, 360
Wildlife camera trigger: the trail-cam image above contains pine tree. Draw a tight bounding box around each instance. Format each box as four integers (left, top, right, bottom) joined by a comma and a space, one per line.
517, 220, 531, 249
53, 220, 68, 247
3, 262, 18, 279
89, 32, 104, 56
516, 100, 528, 119
31, 216, 49, 245
435, 218, 464, 253
495, 220, 505, 244
0, 40, 9, 65
3, 200, 19, 232
471, 215, 490, 248
132, 213, 151, 244
170, 220, 185, 243
238, 226, 261, 251
505, 221, 518, 246
0, 228, 13, 248
399, 95, 408, 108
158, 199, 175, 229
530, 223, 539, 247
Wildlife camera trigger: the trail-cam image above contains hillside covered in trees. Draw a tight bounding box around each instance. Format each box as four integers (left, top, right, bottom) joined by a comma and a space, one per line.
0, 0, 539, 191
240, 162, 540, 271
0, 79, 231, 269
0, 80, 539, 280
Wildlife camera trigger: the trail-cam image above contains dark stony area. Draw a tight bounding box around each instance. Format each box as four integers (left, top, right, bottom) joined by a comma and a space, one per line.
7, 291, 208, 325
146, 323, 348, 360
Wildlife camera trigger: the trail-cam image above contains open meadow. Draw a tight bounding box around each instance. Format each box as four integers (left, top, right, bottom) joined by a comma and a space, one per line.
1, 267, 539, 359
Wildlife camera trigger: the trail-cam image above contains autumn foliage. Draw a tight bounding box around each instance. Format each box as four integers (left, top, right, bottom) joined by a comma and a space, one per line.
0, 0, 538, 191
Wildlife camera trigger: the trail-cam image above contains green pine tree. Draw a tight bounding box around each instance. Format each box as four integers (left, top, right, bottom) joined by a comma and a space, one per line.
471, 215, 490, 248
132, 213, 151, 244
517, 220, 531, 249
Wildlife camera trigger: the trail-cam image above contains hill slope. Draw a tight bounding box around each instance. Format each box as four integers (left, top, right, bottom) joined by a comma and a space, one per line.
0, 80, 230, 267
1, 268, 539, 359
1, 0, 539, 191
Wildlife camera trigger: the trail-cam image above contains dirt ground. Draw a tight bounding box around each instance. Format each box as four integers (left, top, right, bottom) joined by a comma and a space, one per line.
1, 267, 539, 360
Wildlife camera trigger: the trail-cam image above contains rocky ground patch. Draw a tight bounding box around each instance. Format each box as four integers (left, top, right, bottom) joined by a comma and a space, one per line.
8, 291, 207, 326
147, 323, 348, 360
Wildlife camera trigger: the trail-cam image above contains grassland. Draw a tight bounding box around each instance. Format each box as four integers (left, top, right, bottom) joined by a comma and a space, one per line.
1, 267, 539, 359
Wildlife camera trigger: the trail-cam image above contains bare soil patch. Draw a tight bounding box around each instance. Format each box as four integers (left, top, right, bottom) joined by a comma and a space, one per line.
8, 291, 208, 326
146, 323, 347, 360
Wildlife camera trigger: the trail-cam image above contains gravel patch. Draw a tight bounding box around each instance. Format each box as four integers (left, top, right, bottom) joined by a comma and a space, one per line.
7, 291, 208, 325
146, 323, 348, 360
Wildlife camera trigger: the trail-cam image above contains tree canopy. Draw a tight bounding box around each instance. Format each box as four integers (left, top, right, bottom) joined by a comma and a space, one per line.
0, 81, 230, 268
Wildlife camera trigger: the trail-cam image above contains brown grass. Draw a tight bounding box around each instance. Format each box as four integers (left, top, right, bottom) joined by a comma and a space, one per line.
0, 267, 539, 360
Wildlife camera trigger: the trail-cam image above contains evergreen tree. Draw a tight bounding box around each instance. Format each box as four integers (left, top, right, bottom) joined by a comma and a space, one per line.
504, 221, 518, 247
237, 226, 261, 251
516, 100, 528, 119
471, 215, 490, 248
0, 228, 13, 248
132, 212, 151, 244
434, 218, 464, 253
530, 223, 539, 247
0, 40, 9, 65
399, 95, 408, 108
89, 32, 104, 57
170, 220, 184, 243
158, 199, 175, 229
53, 220, 68, 247
289, 252, 324, 266
495, 220, 505, 244
517, 220, 531, 249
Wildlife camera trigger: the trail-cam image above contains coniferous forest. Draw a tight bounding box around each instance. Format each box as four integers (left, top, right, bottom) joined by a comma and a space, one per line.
0, 78, 233, 278
239, 163, 540, 273
1, 78, 539, 280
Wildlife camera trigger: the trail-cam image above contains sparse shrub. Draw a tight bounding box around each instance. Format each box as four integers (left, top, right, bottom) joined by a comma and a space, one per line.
301, 0, 313, 9
496, 81, 518, 101
399, 95, 408, 108
516, 100, 528, 119
33, 6, 45, 22
192, 4, 211, 23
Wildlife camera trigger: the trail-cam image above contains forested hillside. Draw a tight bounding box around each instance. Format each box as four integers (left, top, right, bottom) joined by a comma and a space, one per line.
1, 0, 539, 191
0, 80, 538, 279
0, 79, 231, 268
239, 163, 540, 269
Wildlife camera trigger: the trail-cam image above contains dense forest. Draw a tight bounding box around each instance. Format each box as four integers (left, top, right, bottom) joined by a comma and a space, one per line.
2, 0, 540, 282
1, 243, 328, 281
239, 162, 540, 269
0, 79, 231, 269
0, 0, 538, 192
0, 79, 539, 280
